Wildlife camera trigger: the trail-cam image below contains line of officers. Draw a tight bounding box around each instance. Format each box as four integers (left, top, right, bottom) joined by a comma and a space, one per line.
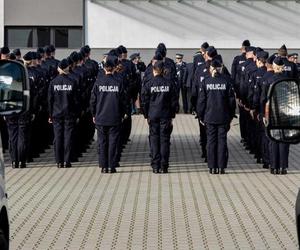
1, 41, 299, 174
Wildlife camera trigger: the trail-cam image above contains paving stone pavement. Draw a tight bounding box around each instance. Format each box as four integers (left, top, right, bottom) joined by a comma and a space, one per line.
5, 114, 300, 250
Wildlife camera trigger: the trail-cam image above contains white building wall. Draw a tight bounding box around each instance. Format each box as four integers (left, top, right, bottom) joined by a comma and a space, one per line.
87, 0, 300, 49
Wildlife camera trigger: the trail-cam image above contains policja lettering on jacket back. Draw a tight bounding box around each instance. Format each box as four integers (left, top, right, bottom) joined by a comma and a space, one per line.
53, 85, 73, 91
98, 85, 119, 92
206, 83, 226, 90
150, 86, 169, 93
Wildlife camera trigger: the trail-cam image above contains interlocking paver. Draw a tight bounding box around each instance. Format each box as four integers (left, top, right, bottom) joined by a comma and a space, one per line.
5, 114, 300, 249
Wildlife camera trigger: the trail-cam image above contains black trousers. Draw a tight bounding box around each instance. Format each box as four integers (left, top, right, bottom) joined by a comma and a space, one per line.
149, 119, 172, 170
96, 125, 121, 170
239, 107, 247, 141
269, 141, 289, 169
198, 119, 207, 156
6, 117, 30, 163
52, 117, 75, 164
181, 86, 189, 113
206, 123, 229, 169
261, 128, 270, 165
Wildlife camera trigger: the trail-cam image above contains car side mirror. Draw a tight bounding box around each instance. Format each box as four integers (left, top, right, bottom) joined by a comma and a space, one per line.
265, 78, 300, 144
0, 60, 30, 115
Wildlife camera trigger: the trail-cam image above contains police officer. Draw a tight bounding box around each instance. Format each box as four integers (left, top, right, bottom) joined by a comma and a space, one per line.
288, 53, 300, 78
130, 52, 146, 114
262, 57, 290, 175
278, 45, 298, 79
90, 55, 128, 173
141, 60, 178, 174
248, 50, 269, 165
5, 51, 39, 168
48, 59, 79, 168
193, 42, 209, 76
231, 40, 250, 144
191, 46, 218, 161
197, 59, 236, 174
175, 53, 188, 113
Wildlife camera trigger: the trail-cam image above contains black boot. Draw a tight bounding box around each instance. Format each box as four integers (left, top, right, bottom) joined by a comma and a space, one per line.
12, 161, 19, 169
20, 162, 26, 168
213, 168, 219, 174
109, 168, 117, 174
57, 163, 64, 168
220, 168, 225, 174
275, 168, 280, 175
101, 168, 108, 173
209, 168, 213, 174
281, 168, 287, 175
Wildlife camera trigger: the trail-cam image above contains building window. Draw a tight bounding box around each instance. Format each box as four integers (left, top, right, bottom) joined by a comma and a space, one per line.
5, 26, 83, 48
37, 27, 51, 47
6, 27, 34, 47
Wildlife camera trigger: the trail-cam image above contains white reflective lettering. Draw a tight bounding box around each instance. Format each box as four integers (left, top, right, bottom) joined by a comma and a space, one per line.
53, 85, 72, 91
206, 84, 226, 90
98, 86, 119, 92
150, 86, 170, 93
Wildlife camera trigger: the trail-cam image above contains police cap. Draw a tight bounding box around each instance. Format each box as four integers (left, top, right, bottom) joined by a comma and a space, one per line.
105, 55, 118, 68
23, 51, 33, 61
31, 52, 38, 60
130, 52, 140, 60
36, 53, 42, 60
49, 44, 56, 53
176, 53, 183, 59
267, 53, 277, 65
58, 59, 70, 70
254, 47, 263, 56
288, 53, 298, 58
214, 54, 223, 64
0, 46, 10, 55
257, 51, 269, 60
206, 46, 217, 58
211, 59, 222, 68
69, 51, 79, 63
108, 49, 119, 57
273, 56, 284, 66
44, 46, 52, 55
9, 53, 16, 60
245, 46, 256, 53
13, 48, 21, 56
37, 47, 45, 55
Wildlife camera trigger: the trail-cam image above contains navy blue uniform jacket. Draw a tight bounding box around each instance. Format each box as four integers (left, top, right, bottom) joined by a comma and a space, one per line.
197, 75, 236, 124
90, 74, 127, 126
48, 74, 79, 119
141, 75, 178, 120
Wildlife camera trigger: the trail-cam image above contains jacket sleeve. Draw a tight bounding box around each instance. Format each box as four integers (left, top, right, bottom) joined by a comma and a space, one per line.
228, 83, 237, 119
196, 81, 206, 121
141, 82, 150, 119
260, 82, 269, 117
90, 83, 97, 117
47, 82, 54, 118
171, 82, 179, 118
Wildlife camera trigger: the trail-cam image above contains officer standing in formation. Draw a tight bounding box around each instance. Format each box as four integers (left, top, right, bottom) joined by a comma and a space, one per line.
197, 59, 236, 174
48, 59, 79, 168
1, 45, 99, 168
141, 60, 178, 173
175, 54, 188, 113
90, 55, 128, 173
231, 43, 298, 175
129, 52, 146, 114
